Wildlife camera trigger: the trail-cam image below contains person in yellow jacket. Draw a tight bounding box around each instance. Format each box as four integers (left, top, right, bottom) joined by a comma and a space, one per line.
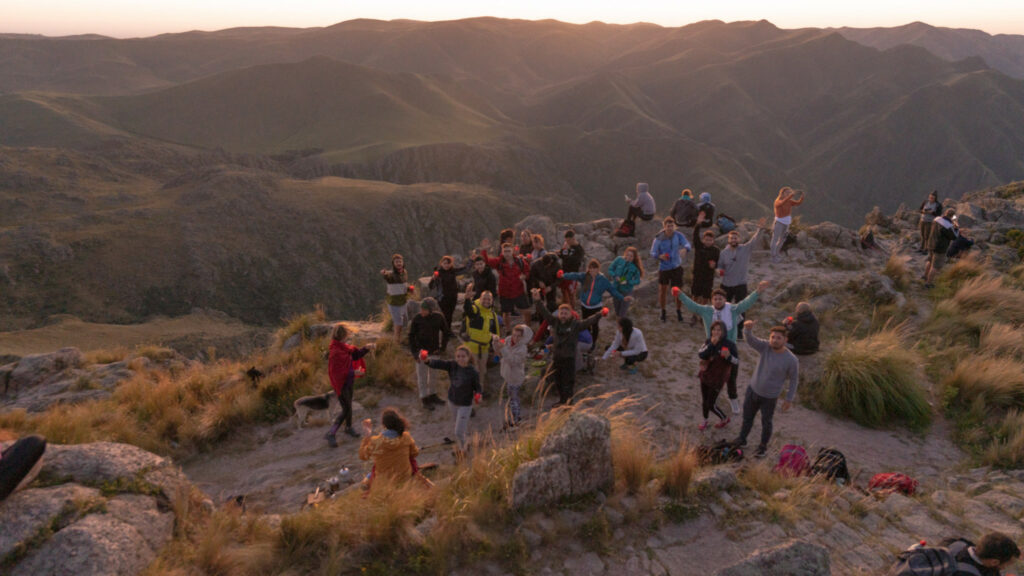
462, 285, 499, 387
359, 407, 432, 491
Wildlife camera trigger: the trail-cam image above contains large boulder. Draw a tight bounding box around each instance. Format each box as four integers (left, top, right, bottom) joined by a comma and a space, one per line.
514, 215, 558, 248
39, 442, 188, 503
539, 412, 614, 496
8, 348, 82, 390
805, 222, 859, 249
510, 454, 572, 509
713, 540, 831, 576
847, 272, 905, 307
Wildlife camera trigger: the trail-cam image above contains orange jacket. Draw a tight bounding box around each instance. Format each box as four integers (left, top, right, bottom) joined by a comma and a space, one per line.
359, 431, 419, 482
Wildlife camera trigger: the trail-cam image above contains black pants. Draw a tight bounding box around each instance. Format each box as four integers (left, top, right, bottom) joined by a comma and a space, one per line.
332, 384, 354, 430
580, 306, 601, 351
736, 388, 778, 449
440, 296, 457, 348
552, 356, 576, 403
701, 380, 727, 421
622, 350, 648, 365
0, 435, 46, 501
626, 205, 654, 222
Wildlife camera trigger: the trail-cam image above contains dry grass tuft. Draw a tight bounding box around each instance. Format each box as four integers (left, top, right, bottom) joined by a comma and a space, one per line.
364, 337, 415, 391
882, 253, 912, 290
658, 441, 698, 498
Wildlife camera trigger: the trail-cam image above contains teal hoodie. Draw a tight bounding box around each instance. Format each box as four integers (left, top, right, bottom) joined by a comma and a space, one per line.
676, 290, 760, 342
607, 256, 642, 295
563, 271, 626, 308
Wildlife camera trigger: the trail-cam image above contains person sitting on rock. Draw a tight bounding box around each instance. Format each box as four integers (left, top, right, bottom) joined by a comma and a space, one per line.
696, 192, 716, 229
784, 302, 820, 355
601, 317, 648, 375
943, 532, 1021, 576
359, 407, 432, 491
947, 223, 975, 260
625, 182, 656, 223
671, 189, 698, 227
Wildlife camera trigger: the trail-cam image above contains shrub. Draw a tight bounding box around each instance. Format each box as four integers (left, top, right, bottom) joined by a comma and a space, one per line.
364, 337, 415, 391
658, 441, 698, 499
943, 356, 1024, 415
980, 324, 1024, 360
984, 411, 1024, 468
926, 275, 1024, 349
882, 253, 911, 290
817, 325, 932, 431
276, 306, 326, 347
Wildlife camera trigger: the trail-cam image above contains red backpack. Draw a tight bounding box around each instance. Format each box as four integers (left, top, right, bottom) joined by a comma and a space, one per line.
614, 218, 636, 238
774, 444, 809, 477
869, 473, 919, 495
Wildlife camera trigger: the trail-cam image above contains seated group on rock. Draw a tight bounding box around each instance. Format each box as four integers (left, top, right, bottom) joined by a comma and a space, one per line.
326, 182, 824, 466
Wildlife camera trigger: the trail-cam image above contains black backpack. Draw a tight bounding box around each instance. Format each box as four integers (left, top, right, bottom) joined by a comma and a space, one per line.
809, 448, 850, 484
887, 539, 980, 576
696, 439, 744, 465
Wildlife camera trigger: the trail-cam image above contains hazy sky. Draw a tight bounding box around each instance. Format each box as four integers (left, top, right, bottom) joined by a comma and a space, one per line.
3, 0, 1023, 37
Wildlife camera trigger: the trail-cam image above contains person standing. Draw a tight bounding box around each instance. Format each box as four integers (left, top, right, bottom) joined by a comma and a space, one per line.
532, 290, 603, 406
691, 217, 720, 307
492, 324, 533, 428
625, 182, 657, 223
607, 247, 644, 318
422, 346, 482, 458
564, 259, 632, 350
381, 254, 411, 341
732, 321, 799, 459
718, 223, 763, 342
770, 187, 805, 263
558, 230, 585, 307
650, 217, 692, 323
917, 190, 943, 254
530, 253, 561, 312
481, 239, 533, 333
924, 208, 958, 288
461, 287, 500, 388
408, 297, 451, 411
517, 229, 534, 258
697, 321, 739, 430
469, 256, 497, 299
325, 323, 374, 447
428, 255, 468, 347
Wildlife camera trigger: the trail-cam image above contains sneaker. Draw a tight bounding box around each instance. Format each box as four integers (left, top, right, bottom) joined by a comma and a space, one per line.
324, 433, 338, 448
660, 309, 667, 322
421, 398, 435, 411
698, 420, 709, 431
677, 309, 685, 322
714, 416, 731, 429
754, 445, 767, 459
343, 427, 360, 439
443, 437, 455, 445
730, 398, 741, 414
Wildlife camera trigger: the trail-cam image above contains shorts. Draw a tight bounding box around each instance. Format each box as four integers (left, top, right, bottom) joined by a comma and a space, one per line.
499, 294, 531, 314
929, 251, 948, 271
388, 304, 408, 327
658, 267, 684, 287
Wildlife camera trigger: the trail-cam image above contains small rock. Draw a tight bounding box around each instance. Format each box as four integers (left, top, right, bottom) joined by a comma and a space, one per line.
713, 540, 830, 576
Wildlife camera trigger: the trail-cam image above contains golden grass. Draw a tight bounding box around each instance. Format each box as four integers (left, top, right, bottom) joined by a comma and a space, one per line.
612, 424, 654, 494
364, 337, 415, 391
82, 346, 130, 365
926, 274, 1024, 349
980, 324, 1024, 360
882, 253, 911, 290
985, 411, 1024, 468
658, 442, 698, 499
943, 356, 1024, 414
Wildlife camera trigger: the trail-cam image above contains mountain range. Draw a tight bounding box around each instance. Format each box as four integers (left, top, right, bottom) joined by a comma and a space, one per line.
2, 17, 1024, 325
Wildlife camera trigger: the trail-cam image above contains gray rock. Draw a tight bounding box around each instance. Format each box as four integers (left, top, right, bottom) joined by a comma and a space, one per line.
978, 491, 1024, 517
848, 271, 903, 305
966, 481, 991, 496
40, 442, 187, 503
10, 513, 161, 576
539, 412, 613, 496
0, 484, 102, 560
691, 467, 738, 493
105, 494, 175, 552
564, 552, 605, 574
8, 348, 82, 390
281, 333, 303, 351
806, 221, 858, 249
510, 454, 571, 509
713, 540, 830, 576
514, 215, 557, 248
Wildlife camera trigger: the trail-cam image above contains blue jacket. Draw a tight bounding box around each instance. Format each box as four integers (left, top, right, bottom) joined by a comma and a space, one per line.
607, 257, 642, 295
650, 231, 692, 271
563, 272, 626, 308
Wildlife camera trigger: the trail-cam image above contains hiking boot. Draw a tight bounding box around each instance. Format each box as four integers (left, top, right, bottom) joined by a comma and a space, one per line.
324, 433, 338, 448
730, 398, 741, 414
429, 394, 446, 406
698, 420, 709, 431
660, 309, 667, 322
421, 398, 435, 411
343, 427, 360, 439
676, 309, 685, 322
714, 416, 731, 429
754, 445, 767, 459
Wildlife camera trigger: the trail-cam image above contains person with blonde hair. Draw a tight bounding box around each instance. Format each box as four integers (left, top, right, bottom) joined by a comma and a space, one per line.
770, 187, 805, 263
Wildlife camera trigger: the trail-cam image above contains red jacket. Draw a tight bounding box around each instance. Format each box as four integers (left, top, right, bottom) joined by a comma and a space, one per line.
328, 340, 370, 396
481, 250, 529, 299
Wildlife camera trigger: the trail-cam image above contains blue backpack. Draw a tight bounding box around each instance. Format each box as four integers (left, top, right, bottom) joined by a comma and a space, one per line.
717, 214, 737, 233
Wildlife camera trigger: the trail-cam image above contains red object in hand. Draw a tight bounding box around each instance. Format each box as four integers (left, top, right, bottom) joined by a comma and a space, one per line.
672, 286, 681, 298
499, 339, 506, 344
556, 269, 564, 279
786, 316, 794, 324
433, 270, 440, 277
473, 393, 482, 404
719, 269, 725, 276
601, 307, 609, 317
408, 284, 415, 292
419, 349, 428, 361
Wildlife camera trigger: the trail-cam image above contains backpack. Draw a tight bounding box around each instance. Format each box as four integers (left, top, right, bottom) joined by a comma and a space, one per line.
696, 439, 744, 465
869, 473, 919, 496
614, 218, 635, 238
808, 448, 850, 484
773, 444, 809, 477
887, 539, 980, 576
716, 213, 737, 233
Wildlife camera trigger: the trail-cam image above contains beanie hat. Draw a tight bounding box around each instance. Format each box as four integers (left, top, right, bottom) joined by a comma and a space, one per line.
421, 297, 438, 312
699, 192, 711, 203
637, 182, 649, 194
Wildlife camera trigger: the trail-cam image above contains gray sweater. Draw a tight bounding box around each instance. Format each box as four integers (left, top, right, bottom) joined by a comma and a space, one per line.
746, 331, 799, 401
717, 230, 760, 287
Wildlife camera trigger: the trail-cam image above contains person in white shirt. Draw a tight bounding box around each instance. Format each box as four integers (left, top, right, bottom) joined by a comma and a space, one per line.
602, 317, 648, 375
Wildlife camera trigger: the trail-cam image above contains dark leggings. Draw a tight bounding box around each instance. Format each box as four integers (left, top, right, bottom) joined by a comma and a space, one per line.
701, 380, 727, 421
580, 306, 601, 351
623, 350, 648, 365
332, 384, 354, 430
440, 297, 457, 347
552, 356, 576, 403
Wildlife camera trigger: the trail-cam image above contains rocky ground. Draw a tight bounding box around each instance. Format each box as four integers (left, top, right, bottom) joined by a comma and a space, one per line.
2, 183, 1023, 575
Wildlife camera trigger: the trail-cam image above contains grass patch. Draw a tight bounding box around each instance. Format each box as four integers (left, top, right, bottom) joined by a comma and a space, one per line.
364, 337, 415, 391
814, 325, 931, 432
882, 253, 912, 291
658, 442, 698, 499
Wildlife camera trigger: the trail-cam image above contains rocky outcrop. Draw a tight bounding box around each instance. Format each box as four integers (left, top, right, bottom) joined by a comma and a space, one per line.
714, 540, 831, 576
0, 441, 189, 576
511, 412, 613, 509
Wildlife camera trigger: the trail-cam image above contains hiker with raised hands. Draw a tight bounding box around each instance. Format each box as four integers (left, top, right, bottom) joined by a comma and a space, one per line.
492, 323, 533, 429
675, 281, 768, 414
731, 320, 799, 459
408, 297, 451, 411
718, 221, 764, 341
601, 316, 648, 375
563, 258, 633, 351
531, 288, 603, 406
651, 216, 692, 323
420, 345, 481, 459
770, 186, 805, 263
325, 323, 374, 448
381, 253, 411, 341
529, 252, 561, 312
696, 320, 738, 430
428, 255, 469, 346
558, 230, 585, 307
691, 214, 720, 311
480, 238, 532, 334
461, 286, 499, 388
607, 246, 644, 319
